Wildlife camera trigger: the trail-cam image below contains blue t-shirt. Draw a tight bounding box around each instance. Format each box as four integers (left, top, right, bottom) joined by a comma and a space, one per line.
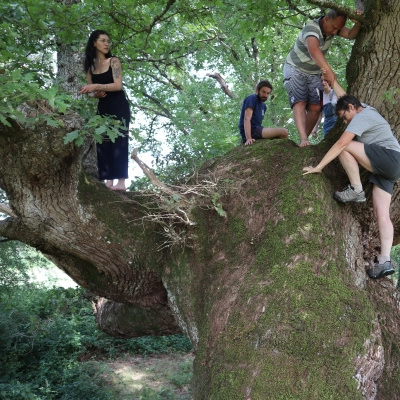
238, 94, 267, 135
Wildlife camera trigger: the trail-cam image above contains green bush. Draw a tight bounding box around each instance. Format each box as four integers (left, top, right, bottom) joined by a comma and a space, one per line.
391, 245, 400, 287
0, 285, 192, 399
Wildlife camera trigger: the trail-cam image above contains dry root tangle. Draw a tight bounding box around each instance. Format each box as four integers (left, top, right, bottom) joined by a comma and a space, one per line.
130, 148, 233, 249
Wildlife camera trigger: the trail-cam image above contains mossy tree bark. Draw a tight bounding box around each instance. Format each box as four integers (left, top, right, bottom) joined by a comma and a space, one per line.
1, 1, 400, 399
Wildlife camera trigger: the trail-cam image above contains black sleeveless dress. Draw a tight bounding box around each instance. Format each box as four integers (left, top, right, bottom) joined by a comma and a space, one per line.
91, 59, 130, 181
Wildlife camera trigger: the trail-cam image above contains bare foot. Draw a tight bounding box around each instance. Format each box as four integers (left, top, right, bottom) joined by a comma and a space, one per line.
299, 139, 310, 147
105, 180, 113, 188
110, 184, 126, 191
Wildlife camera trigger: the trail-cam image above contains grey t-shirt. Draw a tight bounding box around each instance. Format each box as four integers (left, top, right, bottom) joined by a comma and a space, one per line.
346, 106, 400, 152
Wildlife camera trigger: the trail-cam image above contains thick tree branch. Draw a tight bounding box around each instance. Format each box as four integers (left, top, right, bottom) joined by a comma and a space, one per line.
251, 37, 259, 64
304, 0, 365, 22
0, 203, 17, 218
95, 297, 181, 338
207, 72, 237, 99
131, 148, 187, 199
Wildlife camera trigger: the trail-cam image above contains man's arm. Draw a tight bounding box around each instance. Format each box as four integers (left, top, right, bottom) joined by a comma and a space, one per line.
339, 9, 364, 39
306, 36, 335, 84
244, 107, 255, 145
338, 21, 362, 39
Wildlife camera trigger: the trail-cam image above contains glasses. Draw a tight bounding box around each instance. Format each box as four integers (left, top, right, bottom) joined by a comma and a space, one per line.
98, 39, 112, 45
340, 110, 347, 121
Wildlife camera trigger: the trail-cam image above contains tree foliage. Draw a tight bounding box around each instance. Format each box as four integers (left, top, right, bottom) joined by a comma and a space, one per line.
1, 0, 357, 182
5, 0, 400, 398
0, 284, 192, 399
0, 240, 50, 292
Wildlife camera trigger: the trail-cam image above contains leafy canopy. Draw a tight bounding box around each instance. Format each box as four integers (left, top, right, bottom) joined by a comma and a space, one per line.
1, 0, 356, 182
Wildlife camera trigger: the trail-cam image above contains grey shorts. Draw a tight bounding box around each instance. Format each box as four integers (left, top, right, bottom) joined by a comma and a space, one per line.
365, 144, 400, 194
283, 63, 322, 108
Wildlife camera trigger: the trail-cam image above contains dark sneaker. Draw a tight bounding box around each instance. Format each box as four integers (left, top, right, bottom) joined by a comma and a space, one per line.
366, 261, 395, 279
333, 185, 366, 203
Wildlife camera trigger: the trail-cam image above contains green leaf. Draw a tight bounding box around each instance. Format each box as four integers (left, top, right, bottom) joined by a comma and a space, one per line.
63, 130, 80, 144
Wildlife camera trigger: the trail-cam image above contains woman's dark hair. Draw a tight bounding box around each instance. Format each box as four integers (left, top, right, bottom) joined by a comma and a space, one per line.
256, 80, 273, 91
83, 30, 112, 73
335, 94, 363, 116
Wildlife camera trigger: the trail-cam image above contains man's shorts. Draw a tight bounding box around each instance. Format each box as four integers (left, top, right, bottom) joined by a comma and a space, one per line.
365, 144, 400, 194
240, 126, 263, 143
283, 63, 322, 108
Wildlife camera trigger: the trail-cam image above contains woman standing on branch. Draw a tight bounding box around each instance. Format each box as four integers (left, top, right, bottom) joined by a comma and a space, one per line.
80, 30, 130, 191
303, 77, 400, 279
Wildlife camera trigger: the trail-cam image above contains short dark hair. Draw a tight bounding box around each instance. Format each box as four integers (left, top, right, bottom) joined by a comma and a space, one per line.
256, 80, 273, 91
335, 94, 363, 116
326, 9, 348, 23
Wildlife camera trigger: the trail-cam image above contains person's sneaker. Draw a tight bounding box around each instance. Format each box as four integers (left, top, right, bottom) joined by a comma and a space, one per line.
333, 185, 366, 203
366, 261, 395, 279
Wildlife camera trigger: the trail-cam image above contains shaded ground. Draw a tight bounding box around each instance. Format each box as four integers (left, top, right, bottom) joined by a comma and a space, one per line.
100, 353, 194, 399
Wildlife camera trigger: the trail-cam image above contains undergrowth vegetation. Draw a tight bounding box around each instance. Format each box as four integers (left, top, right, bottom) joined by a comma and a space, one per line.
0, 284, 192, 399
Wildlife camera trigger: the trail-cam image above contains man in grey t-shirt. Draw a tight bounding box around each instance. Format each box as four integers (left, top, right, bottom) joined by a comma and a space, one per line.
283, 9, 362, 147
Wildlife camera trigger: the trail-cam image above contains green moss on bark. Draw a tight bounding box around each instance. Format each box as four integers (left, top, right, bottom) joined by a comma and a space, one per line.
182, 140, 375, 399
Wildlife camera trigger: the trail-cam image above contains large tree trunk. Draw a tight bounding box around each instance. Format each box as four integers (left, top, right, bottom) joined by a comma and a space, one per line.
0, 111, 180, 336
1, 1, 400, 399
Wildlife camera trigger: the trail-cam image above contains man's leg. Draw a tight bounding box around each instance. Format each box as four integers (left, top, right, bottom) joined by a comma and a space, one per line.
292, 102, 321, 147
261, 127, 289, 139
283, 63, 322, 147
306, 103, 322, 137
292, 101, 309, 147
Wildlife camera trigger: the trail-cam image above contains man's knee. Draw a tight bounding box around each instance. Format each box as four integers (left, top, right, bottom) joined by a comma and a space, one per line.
280, 128, 289, 138
261, 127, 288, 140
308, 104, 322, 113
273, 128, 288, 139
293, 101, 307, 110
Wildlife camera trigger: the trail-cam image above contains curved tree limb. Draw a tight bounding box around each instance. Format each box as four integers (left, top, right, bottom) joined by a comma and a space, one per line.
0, 203, 17, 218
131, 148, 188, 200
304, 0, 365, 22
207, 72, 237, 98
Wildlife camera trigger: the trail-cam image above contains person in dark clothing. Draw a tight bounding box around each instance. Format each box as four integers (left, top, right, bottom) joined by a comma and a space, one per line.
79, 30, 130, 191
238, 80, 288, 146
